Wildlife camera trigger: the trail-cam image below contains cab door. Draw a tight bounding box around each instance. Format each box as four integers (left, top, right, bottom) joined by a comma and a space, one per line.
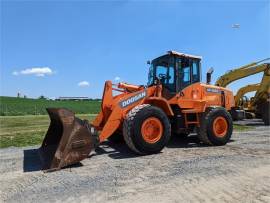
176, 57, 201, 92
156, 56, 176, 99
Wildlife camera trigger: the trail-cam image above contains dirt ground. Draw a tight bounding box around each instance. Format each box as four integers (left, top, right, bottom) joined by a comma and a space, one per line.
0, 119, 269, 203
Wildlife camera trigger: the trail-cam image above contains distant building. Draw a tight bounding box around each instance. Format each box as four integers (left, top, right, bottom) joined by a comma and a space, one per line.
38, 95, 47, 100
56, 97, 91, 101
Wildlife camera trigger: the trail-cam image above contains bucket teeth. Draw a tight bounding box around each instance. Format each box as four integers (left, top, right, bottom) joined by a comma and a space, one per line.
39, 108, 99, 171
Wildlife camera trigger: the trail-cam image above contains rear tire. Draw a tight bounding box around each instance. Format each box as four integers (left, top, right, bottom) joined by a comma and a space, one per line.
123, 104, 171, 154
262, 113, 270, 126
261, 102, 270, 126
197, 107, 233, 146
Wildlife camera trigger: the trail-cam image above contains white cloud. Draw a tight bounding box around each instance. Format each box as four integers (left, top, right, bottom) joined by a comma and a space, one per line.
114, 76, 120, 81
12, 67, 53, 77
12, 71, 19, 76
78, 81, 90, 87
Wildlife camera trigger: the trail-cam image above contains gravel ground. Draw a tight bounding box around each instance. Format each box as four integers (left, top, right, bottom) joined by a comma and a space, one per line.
0, 119, 269, 203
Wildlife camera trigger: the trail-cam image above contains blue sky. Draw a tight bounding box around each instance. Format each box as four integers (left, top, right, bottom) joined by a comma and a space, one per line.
1, 0, 269, 99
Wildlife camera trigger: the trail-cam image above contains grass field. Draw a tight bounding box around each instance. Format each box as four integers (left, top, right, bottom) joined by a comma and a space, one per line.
0, 96, 101, 116
0, 96, 254, 148
233, 124, 254, 131
0, 114, 96, 148
0, 114, 253, 148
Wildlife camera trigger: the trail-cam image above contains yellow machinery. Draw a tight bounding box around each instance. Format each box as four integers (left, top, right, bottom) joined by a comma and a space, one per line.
216, 58, 270, 125
249, 67, 270, 124
215, 59, 269, 87
234, 83, 260, 119
235, 83, 260, 107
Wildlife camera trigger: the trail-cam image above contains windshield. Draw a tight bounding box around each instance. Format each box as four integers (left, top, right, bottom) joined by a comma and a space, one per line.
147, 64, 154, 86
147, 56, 175, 92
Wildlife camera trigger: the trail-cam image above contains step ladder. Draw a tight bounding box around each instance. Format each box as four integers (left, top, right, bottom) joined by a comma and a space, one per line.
182, 109, 200, 128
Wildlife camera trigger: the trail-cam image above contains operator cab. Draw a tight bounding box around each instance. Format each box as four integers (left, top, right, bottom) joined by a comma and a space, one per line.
148, 51, 202, 94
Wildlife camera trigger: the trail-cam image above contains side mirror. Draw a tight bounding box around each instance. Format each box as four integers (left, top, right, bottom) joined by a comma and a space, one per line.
147, 60, 151, 65
206, 67, 214, 84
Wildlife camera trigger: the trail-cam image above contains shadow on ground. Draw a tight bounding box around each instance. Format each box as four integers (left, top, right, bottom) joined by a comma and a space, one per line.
23, 148, 84, 172
23, 149, 42, 172
167, 135, 204, 148
234, 119, 264, 126
23, 134, 215, 172
91, 134, 210, 160
90, 141, 140, 160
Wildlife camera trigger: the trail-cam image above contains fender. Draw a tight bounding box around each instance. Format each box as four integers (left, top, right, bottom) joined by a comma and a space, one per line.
145, 97, 174, 116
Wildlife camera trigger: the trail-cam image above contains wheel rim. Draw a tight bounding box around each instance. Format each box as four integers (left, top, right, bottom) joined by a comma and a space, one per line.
141, 117, 163, 144
213, 116, 228, 137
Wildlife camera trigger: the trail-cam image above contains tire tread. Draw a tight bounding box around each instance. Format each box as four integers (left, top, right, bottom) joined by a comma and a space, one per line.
123, 104, 151, 154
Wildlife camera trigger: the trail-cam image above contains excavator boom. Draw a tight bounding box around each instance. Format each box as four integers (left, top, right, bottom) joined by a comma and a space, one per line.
215, 58, 270, 87
233, 63, 270, 108
235, 83, 260, 107
216, 58, 270, 124
252, 66, 270, 105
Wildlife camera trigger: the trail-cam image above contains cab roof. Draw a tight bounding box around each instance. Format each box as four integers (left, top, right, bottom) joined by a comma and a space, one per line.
168, 50, 202, 60
151, 50, 202, 63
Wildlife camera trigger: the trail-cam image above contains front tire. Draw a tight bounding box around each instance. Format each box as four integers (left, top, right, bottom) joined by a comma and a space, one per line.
108, 132, 124, 143
198, 107, 233, 146
123, 104, 171, 154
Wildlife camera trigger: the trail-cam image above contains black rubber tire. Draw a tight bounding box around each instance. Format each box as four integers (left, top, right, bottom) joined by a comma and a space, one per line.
261, 102, 270, 126
262, 113, 270, 126
197, 107, 233, 146
123, 104, 171, 154
108, 131, 124, 143
245, 112, 255, 119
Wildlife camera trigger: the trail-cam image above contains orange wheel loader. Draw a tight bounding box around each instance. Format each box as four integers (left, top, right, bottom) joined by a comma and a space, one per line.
40, 51, 235, 171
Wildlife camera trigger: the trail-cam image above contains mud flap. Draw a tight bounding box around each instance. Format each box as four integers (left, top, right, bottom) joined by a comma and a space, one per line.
39, 108, 99, 171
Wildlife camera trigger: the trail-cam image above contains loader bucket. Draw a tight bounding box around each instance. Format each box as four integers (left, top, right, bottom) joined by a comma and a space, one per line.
39, 108, 99, 171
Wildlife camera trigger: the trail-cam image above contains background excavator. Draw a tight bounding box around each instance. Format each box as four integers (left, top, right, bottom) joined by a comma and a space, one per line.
215, 58, 270, 125
235, 79, 270, 123
234, 83, 260, 108
40, 51, 235, 171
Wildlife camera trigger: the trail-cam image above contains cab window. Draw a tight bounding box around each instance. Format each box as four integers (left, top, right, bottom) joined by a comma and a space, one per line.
147, 64, 154, 86
192, 61, 200, 83
155, 66, 175, 92
180, 59, 191, 88
153, 57, 175, 92
168, 66, 174, 84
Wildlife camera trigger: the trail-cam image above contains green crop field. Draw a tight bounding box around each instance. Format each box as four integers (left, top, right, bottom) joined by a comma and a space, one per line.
0, 97, 101, 147
0, 96, 101, 116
